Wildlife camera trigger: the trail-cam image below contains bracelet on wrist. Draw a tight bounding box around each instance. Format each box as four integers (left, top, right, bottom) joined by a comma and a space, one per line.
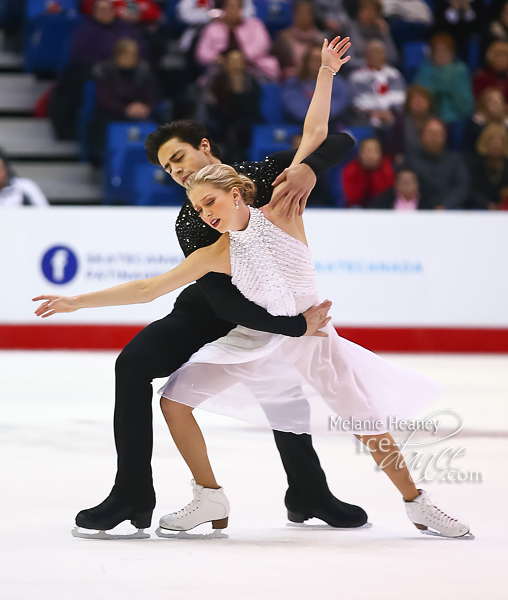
319, 65, 337, 76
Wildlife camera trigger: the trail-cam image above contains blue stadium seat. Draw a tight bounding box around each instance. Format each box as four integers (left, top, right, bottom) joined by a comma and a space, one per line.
135, 164, 187, 206
24, 12, 81, 73
25, 0, 78, 20
250, 124, 301, 161
104, 122, 158, 204
260, 83, 284, 124
253, 0, 292, 35
327, 165, 346, 208
402, 41, 428, 82
78, 80, 96, 162
342, 126, 375, 148
166, 0, 186, 35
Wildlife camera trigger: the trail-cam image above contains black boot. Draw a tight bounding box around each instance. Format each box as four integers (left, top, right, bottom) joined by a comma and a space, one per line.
75, 494, 154, 531
285, 489, 368, 528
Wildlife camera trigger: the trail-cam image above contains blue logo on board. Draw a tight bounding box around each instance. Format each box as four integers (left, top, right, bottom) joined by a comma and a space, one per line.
41, 246, 78, 284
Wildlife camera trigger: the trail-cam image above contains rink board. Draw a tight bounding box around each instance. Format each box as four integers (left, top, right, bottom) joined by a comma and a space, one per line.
0, 208, 507, 350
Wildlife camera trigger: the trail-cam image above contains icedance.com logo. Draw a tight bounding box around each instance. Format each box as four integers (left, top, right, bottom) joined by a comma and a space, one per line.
329, 409, 484, 484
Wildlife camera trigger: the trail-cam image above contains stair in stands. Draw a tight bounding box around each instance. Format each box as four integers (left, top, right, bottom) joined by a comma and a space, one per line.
11, 162, 102, 204
0, 118, 79, 160
0, 73, 50, 116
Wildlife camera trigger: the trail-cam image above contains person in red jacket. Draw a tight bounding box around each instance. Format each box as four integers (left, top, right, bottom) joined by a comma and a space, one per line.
342, 137, 394, 207
473, 41, 508, 101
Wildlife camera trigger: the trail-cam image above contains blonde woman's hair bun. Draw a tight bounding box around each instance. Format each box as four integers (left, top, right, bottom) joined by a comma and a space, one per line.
186, 164, 257, 206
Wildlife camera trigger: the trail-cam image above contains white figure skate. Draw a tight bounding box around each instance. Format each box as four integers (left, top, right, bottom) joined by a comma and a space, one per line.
405, 490, 473, 539
157, 481, 230, 534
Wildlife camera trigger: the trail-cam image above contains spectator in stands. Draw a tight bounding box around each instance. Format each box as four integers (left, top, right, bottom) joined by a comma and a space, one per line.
469, 123, 508, 209
484, 1, 508, 48
177, 0, 255, 26
473, 41, 508, 102
367, 168, 436, 209
87, 39, 158, 165
81, 0, 162, 23
415, 32, 474, 123
389, 85, 436, 160
347, 0, 399, 69
205, 49, 262, 162
349, 40, 406, 129
282, 44, 350, 127
176, 0, 256, 69
433, 1, 484, 49
48, 0, 148, 141
79, 0, 165, 66
464, 88, 508, 153
313, 0, 352, 38
404, 118, 470, 209
380, 1, 433, 48
273, 1, 325, 79
0, 149, 49, 207
70, 0, 148, 70
380, 1, 433, 24
195, 0, 279, 81
342, 137, 395, 207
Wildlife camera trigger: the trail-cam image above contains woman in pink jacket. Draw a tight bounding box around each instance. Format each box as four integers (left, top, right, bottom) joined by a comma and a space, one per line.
195, 0, 280, 81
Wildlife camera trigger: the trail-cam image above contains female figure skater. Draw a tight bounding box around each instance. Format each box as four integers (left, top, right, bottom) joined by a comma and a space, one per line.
33, 38, 470, 538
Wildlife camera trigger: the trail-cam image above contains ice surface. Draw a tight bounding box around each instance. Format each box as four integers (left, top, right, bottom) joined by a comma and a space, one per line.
0, 351, 506, 600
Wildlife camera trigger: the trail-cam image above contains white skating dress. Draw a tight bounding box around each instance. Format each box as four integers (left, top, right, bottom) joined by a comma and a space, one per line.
158, 207, 443, 435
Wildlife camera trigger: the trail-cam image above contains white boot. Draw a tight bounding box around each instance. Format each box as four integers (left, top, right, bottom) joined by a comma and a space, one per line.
404, 489, 471, 538
159, 481, 230, 532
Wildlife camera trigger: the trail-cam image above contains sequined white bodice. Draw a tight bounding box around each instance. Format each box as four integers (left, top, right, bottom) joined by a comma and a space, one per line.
228, 207, 319, 317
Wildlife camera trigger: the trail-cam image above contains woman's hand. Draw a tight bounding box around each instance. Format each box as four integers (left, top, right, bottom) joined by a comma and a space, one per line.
32, 295, 78, 318
321, 36, 351, 74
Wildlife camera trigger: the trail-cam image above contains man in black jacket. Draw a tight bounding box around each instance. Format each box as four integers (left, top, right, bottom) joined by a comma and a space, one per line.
75, 120, 368, 534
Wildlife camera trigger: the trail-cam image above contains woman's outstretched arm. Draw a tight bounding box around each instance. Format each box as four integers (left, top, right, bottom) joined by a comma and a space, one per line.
33, 237, 230, 318
290, 36, 351, 169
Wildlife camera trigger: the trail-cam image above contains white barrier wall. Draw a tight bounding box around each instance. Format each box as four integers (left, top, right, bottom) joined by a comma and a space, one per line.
1, 208, 507, 327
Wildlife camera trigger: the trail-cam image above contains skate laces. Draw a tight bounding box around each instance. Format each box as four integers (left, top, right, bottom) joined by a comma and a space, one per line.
169, 482, 203, 519
422, 493, 459, 526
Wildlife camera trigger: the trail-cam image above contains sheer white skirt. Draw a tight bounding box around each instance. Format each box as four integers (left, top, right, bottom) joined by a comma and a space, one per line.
158, 322, 443, 435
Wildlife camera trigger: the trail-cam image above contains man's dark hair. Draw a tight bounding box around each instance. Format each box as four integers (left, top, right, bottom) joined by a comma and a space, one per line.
145, 120, 222, 166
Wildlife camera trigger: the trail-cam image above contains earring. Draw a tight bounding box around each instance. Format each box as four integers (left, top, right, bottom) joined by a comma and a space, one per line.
235, 199, 239, 209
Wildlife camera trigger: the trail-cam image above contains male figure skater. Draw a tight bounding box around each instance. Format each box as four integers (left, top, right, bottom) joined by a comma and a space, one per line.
75, 120, 368, 534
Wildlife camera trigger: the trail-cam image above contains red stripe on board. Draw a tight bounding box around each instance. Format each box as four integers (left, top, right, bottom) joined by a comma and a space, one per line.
336, 327, 508, 353
0, 324, 507, 353
0, 324, 145, 351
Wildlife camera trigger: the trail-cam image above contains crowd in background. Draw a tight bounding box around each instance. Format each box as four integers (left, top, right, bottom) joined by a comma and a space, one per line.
3, 0, 508, 210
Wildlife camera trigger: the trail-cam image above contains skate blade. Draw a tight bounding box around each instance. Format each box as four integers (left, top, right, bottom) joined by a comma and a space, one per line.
71, 526, 150, 540
155, 527, 228, 540
420, 529, 475, 540
287, 521, 373, 531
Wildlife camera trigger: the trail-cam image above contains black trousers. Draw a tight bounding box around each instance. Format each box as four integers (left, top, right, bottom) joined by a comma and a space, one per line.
111, 283, 331, 509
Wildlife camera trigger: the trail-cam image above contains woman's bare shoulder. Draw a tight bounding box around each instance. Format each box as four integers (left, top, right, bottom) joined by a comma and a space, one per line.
260, 206, 308, 246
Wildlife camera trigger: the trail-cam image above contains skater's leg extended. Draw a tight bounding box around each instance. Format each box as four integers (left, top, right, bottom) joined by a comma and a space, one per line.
355, 432, 471, 538
355, 432, 419, 501
160, 398, 219, 490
